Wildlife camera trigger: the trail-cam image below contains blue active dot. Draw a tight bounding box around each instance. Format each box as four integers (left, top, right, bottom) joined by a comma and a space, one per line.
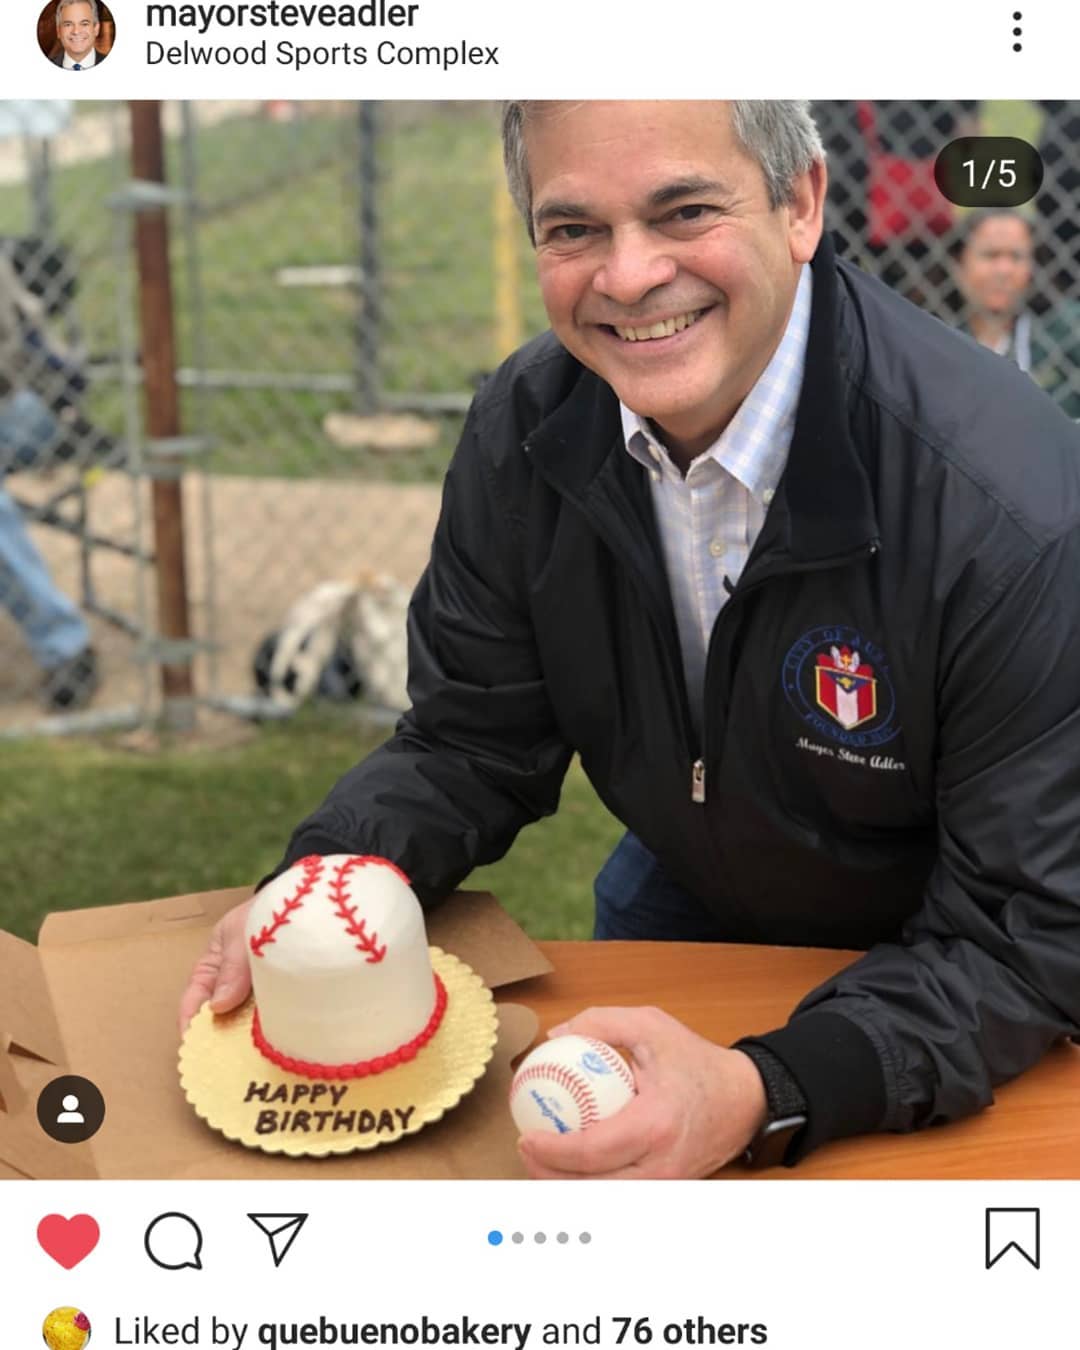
488, 1230, 504, 1246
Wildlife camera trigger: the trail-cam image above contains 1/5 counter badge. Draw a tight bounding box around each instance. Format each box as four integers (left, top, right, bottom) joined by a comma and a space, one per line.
783, 625, 900, 748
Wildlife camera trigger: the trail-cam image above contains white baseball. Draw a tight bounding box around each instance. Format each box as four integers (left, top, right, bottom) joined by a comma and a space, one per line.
509, 1034, 637, 1135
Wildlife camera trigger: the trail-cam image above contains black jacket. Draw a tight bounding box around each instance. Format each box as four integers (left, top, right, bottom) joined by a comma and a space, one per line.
281, 235, 1080, 1156
50, 47, 108, 67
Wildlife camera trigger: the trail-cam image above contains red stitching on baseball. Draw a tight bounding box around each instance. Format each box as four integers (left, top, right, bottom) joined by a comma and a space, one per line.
329, 856, 395, 963
249, 854, 324, 958
585, 1037, 637, 1094
251, 973, 448, 1079
510, 1062, 599, 1127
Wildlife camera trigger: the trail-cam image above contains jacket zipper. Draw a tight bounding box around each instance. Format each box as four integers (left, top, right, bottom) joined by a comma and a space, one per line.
528, 433, 881, 808
690, 537, 882, 805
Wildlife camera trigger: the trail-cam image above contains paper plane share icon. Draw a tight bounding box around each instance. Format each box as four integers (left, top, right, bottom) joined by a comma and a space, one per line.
248, 1213, 308, 1267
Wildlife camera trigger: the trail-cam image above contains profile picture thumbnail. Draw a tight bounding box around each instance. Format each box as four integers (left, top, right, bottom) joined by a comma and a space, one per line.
42, 1306, 92, 1350
38, 0, 115, 70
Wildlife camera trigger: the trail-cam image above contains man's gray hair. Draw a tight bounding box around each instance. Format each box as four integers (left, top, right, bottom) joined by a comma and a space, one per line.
57, 0, 99, 23
501, 101, 825, 242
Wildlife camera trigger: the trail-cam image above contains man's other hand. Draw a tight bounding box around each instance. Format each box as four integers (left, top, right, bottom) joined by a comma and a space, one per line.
177, 897, 255, 1033
516, 1007, 768, 1179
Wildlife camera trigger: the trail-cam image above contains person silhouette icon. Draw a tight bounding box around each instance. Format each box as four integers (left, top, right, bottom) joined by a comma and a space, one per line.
56, 1094, 85, 1124
37, 1075, 106, 1143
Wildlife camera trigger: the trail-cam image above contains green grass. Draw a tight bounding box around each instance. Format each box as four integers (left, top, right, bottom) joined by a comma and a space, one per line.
0, 706, 621, 945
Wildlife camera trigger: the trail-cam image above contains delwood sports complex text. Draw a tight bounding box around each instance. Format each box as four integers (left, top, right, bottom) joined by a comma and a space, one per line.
145, 1, 499, 66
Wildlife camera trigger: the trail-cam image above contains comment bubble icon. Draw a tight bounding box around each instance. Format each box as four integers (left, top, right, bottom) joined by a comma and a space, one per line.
144, 1212, 204, 1271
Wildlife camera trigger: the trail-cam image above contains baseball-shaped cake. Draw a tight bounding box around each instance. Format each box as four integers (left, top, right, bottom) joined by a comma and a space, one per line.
245, 853, 446, 1074
510, 1034, 637, 1134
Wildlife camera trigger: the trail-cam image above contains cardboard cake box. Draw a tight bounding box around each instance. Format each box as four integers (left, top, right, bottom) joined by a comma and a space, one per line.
0, 887, 551, 1180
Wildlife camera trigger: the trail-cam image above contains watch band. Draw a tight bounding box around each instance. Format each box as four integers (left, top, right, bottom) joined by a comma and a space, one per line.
743, 1114, 808, 1170
735, 1040, 808, 1169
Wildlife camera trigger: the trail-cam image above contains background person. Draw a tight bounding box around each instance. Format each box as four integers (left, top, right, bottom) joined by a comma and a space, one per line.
952, 208, 1080, 418
0, 485, 99, 711
1, 252, 98, 711
180, 101, 1080, 1179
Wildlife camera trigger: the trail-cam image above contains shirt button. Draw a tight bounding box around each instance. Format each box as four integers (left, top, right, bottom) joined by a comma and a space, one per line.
709, 539, 724, 557
648, 444, 661, 463
762, 488, 775, 506
650, 469, 661, 483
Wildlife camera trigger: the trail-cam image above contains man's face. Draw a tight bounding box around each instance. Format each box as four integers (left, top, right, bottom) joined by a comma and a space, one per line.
525, 102, 825, 458
57, 2, 99, 59
957, 216, 1033, 318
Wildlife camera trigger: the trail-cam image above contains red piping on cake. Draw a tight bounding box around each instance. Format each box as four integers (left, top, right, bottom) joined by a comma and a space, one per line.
249, 854, 325, 958
251, 973, 448, 1079
328, 856, 390, 963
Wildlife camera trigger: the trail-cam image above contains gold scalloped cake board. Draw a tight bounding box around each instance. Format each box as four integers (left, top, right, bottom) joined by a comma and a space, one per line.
178, 947, 498, 1157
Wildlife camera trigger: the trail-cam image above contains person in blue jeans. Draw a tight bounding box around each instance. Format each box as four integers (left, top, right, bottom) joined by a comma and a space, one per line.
0, 387, 98, 712
593, 830, 726, 941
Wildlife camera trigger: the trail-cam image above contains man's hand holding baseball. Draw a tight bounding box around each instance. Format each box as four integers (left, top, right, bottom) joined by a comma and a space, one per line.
517, 1007, 768, 1180
177, 898, 255, 1033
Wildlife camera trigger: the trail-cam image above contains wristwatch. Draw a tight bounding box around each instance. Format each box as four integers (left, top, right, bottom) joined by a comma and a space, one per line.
735, 1042, 808, 1170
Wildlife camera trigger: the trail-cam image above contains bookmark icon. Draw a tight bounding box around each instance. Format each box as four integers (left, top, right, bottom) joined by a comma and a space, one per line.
985, 1207, 1040, 1270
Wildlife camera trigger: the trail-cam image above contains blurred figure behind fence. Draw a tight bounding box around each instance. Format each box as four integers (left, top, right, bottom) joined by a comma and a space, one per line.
953, 209, 1080, 420
0, 252, 98, 711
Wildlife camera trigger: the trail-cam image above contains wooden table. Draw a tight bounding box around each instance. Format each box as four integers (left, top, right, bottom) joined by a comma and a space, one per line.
520, 940, 1080, 1179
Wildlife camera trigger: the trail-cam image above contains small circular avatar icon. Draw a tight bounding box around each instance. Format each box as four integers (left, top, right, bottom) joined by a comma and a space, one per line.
42, 1306, 91, 1350
36, 1075, 106, 1144
37, 0, 116, 71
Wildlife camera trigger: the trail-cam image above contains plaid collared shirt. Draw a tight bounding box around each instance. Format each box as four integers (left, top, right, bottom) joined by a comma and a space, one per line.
620, 264, 812, 740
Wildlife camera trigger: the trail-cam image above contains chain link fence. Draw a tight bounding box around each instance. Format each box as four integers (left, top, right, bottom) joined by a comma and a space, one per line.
1, 100, 1077, 735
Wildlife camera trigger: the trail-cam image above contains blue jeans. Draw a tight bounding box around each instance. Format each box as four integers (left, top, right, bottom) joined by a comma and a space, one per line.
593, 830, 724, 941
0, 393, 90, 669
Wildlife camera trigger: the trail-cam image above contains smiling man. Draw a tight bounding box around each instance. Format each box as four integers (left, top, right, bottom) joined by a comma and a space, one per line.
524, 102, 819, 468
52, 0, 106, 69
181, 102, 1080, 1179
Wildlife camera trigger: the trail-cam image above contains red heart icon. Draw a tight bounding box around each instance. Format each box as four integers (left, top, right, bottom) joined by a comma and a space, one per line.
37, 1214, 100, 1269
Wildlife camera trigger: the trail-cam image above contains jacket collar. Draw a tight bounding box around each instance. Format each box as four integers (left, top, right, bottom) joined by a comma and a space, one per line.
526, 232, 880, 564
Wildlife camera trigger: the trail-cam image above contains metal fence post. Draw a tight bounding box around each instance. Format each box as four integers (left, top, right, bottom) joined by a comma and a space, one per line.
355, 101, 380, 416
129, 99, 195, 729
